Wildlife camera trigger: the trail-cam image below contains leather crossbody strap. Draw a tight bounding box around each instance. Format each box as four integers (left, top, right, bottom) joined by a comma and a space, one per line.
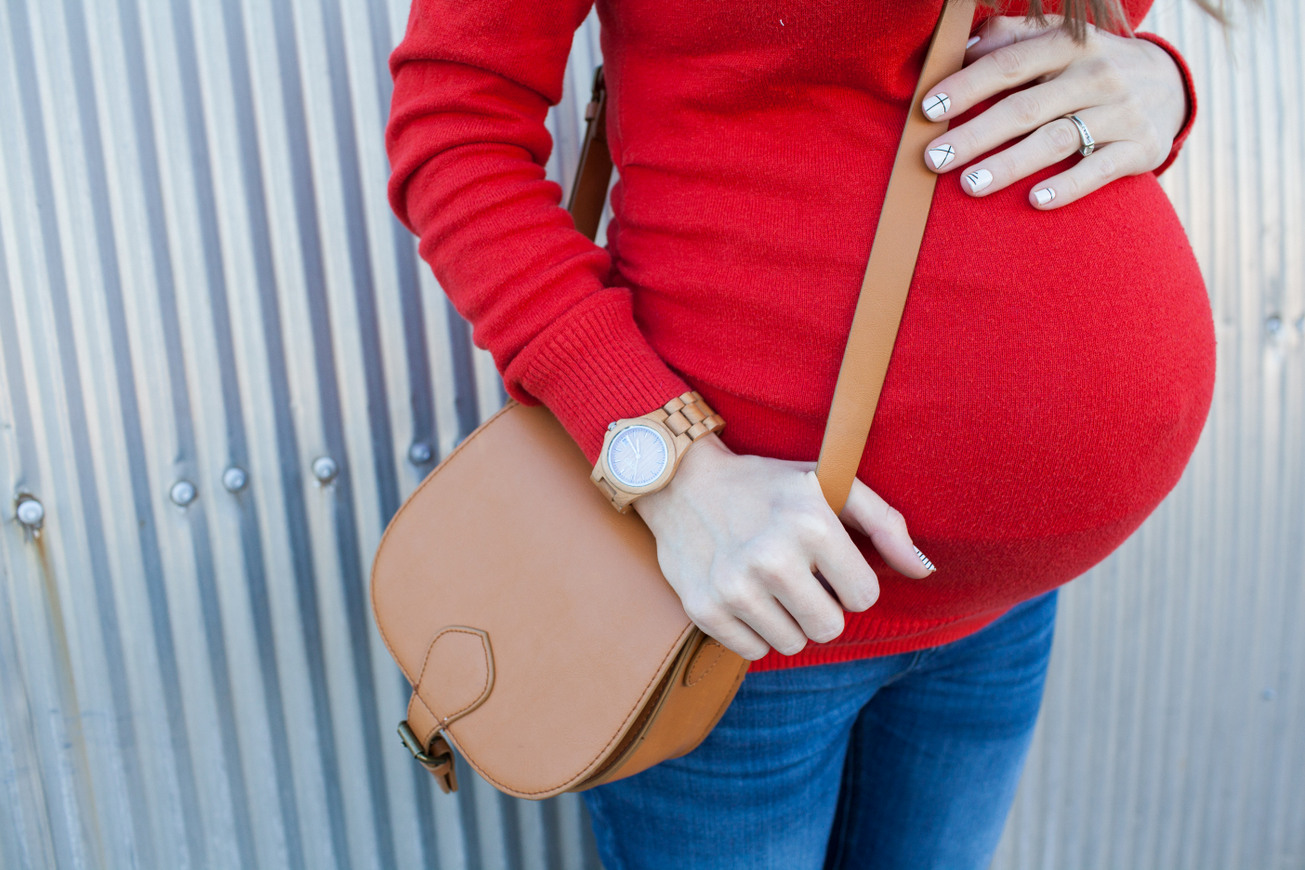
567, 0, 977, 514
813, 0, 976, 513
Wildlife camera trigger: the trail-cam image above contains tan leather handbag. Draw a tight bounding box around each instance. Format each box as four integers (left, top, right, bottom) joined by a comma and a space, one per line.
371, 0, 975, 801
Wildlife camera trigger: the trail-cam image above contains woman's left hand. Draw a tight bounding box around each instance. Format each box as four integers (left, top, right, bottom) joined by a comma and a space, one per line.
920, 15, 1188, 209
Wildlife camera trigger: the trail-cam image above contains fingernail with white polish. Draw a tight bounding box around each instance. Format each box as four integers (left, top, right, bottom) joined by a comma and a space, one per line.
922, 92, 951, 121
967, 34, 981, 48
915, 547, 937, 573
1033, 187, 1056, 206
927, 144, 956, 170
963, 168, 993, 194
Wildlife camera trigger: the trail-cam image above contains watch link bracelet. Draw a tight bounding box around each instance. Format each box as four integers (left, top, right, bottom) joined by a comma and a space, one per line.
591, 390, 725, 513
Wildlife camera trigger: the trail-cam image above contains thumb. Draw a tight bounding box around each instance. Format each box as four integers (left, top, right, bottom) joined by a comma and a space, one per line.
839, 478, 937, 579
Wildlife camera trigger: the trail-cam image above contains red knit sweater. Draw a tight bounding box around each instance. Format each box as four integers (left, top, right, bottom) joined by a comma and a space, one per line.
387, 0, 1214, 671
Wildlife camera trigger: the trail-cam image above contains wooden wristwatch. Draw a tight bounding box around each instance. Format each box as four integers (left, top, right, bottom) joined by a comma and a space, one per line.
591, 391, 724, 513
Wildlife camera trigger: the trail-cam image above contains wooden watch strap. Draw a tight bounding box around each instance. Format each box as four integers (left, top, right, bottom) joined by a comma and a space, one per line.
660, 391, 725, 440
567, 0, 976, 514
591, 391, 724, 507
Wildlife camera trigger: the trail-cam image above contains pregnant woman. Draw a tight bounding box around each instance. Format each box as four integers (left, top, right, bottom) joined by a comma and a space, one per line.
386, 0, 1227, 866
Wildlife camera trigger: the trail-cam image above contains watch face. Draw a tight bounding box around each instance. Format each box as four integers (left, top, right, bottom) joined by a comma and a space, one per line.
608, 424, 670, 488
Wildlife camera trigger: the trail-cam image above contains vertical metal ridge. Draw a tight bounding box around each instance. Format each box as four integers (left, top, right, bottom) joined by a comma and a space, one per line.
55, 0, 214, 861
264, 1, 391, 865
315, 0, 403, 861
187, 0, 315, 865
3, 2, 162, 866
112, 0, 270, 864
217, 0, 354, 863
362, 1, 443, 857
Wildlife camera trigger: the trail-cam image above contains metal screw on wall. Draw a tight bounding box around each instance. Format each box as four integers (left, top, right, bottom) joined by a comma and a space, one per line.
170, 480, 198, 507
1266, 314, 1284, 337
16, 495, 44, 531
408, 442, 433, 465
223, 466, 249, 493
312, 456, 339, 484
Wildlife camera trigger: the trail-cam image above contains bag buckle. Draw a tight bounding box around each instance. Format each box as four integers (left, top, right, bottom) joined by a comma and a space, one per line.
398, 720, 458, 794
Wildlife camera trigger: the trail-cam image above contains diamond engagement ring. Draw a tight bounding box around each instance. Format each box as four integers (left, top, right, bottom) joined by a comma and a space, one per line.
1064, 113, 1096, 157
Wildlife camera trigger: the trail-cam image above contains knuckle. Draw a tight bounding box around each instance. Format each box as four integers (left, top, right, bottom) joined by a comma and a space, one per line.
713, 574, 756, 612
1083, 55, 1126, 94
953, 124, 985, 158
681, 595, 721, 628
1007, 91, 1043, 127
746, 540, 790, 580
842, 577, 879, 612
1119, 92, 1146, 122
787, 505, 830, 546
1047, 119, 1080, 153
1092, 152, 1119, 180
1143, 132, 1168, 164
1133, 126, 1163, 162
990, 45, 1027, 82
882, 506, 909, 537
808, 613, 845, 644
776, 635, 808, 657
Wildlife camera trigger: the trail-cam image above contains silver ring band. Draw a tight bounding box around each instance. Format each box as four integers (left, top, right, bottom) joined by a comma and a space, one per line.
1064, 113, 1096, 157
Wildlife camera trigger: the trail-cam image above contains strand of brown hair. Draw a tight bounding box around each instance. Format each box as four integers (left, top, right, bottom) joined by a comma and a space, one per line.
975, 0, 1246, 41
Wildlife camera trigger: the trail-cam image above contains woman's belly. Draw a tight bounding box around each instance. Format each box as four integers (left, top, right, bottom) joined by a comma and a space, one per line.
861, 171, 1215, 613
621, 166, 1216, 626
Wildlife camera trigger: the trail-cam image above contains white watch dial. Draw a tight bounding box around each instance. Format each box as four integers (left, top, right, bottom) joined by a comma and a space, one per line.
608, 425, 670, 488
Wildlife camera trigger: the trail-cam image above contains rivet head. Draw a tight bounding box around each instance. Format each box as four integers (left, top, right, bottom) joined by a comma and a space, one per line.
1267, 314, 1284, 336
408, 442, 433, 465
170, 480, 198, 506
222, 467, 249, 493
16, 496, 44, 527
312, 456, 338, 484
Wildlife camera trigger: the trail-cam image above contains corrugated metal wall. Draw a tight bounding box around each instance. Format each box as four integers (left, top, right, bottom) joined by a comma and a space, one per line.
0, 0, 1299, 867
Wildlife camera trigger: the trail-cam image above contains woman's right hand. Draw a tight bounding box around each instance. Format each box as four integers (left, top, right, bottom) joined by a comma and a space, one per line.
633, 434, 935, 661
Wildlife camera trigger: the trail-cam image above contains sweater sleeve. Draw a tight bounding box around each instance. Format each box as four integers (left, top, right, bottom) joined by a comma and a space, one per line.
1133, 31, 1199, 176
386, 0, 690, 462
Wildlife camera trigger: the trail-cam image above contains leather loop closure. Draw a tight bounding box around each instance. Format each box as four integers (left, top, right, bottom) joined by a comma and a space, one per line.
683, 635, 726, 688
400, 626, 496, 794
412, 626, 496, 728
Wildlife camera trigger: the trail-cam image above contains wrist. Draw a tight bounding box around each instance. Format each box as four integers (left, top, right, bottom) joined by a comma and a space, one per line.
633, 433, 731, 527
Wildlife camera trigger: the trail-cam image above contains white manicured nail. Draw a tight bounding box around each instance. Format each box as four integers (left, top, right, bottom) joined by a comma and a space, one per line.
922, 93, 951, 121
1033, 187, 1056, 206
964, 168, 993, 194
967, 35, 981, 48
927, 144, 956, 170
915, 547, 937, 573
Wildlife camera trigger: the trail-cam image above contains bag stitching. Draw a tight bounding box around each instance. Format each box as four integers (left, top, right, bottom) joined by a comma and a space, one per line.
413, 627, 493, 724
452, 623, 695, 796
371, 400, 519, 683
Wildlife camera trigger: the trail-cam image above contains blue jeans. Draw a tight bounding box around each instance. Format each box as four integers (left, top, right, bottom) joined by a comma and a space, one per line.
581, 590, 1058, 870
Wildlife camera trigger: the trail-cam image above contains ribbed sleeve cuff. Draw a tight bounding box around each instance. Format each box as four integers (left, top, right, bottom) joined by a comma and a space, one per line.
1135, 31, 1198, 177
506, 290, 691, 462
